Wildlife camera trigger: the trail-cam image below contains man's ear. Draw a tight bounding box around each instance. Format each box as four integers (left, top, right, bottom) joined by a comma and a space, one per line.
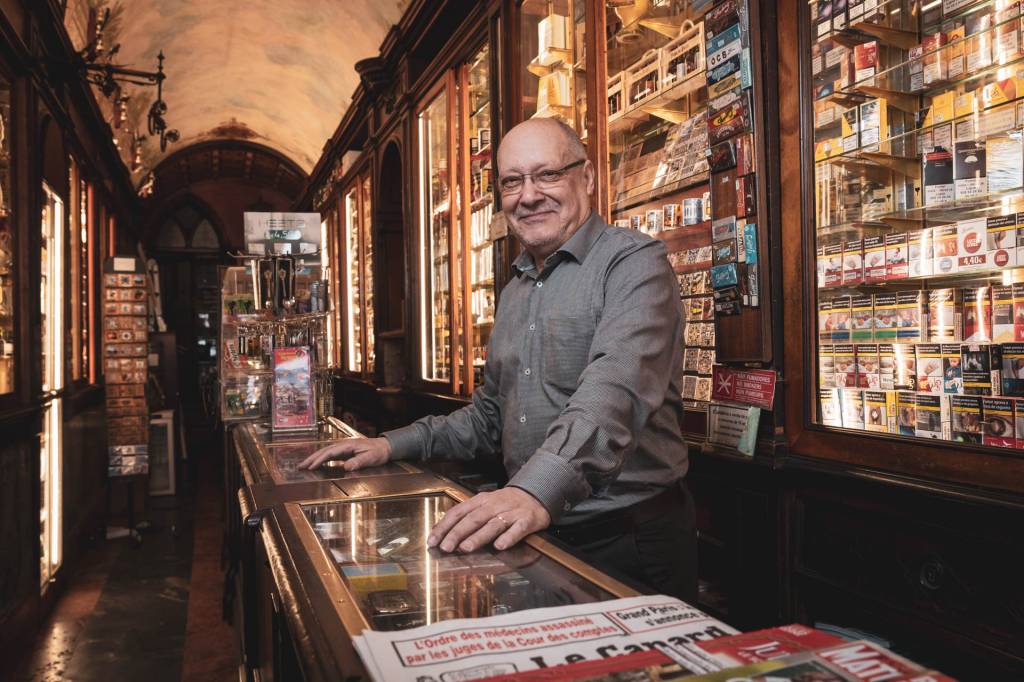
584, 159, 595, 196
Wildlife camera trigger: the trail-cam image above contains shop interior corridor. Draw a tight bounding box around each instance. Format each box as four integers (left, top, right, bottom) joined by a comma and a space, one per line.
13, 449, 236, 682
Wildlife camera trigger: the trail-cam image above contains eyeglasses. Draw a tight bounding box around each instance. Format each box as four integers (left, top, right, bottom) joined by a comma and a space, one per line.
498, 158, 586, 195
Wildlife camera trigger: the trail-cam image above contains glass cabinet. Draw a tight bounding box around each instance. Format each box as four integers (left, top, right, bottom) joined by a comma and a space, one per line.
520, 0, 588, 135
418, 43, 498, 394
342, 171, 375, 377
604, 1, 718, 414
804, 0, 1024, 448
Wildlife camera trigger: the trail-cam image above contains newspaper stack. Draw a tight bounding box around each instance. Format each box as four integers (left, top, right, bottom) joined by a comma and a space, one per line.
352, 595, 737, 681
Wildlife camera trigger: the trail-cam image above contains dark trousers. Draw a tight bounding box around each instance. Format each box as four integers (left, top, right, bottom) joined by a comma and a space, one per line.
548, 483, 698, 604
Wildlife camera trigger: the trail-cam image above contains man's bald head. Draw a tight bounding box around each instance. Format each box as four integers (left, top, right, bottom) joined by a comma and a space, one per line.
496, 117, 595, 267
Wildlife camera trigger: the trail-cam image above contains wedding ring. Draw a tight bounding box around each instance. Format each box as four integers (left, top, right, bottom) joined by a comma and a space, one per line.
496, 514, 509, 527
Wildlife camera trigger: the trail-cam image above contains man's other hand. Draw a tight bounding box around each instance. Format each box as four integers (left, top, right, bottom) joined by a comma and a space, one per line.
427, 487, 551, 553
297, 437, 392, 471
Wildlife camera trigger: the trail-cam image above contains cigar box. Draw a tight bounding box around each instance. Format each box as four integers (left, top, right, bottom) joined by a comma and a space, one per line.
986, 135, 1023, 194
922, 32, 948, 86
924, 149, 956, 207
954, 141, 988, 201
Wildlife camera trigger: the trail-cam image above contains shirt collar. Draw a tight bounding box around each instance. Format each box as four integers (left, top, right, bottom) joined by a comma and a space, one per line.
512, 211, 603, 276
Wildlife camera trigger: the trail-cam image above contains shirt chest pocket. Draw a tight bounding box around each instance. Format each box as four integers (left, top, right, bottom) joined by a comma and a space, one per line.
540, 315, 596, 394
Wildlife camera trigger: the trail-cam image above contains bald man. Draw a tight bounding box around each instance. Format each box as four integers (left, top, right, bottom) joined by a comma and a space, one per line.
302, 118, 695, 601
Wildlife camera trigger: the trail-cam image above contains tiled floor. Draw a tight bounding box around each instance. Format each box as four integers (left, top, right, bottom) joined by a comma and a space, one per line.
15, 455, 237, 682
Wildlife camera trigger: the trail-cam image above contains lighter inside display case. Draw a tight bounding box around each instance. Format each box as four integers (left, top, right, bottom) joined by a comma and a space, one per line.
218, 265, 268, 421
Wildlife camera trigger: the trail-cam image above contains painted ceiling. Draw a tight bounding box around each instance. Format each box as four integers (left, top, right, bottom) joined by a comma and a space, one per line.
64, 0, 410, 183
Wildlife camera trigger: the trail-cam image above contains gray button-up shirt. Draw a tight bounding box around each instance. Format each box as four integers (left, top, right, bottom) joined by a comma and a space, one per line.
384, 212, 687, 524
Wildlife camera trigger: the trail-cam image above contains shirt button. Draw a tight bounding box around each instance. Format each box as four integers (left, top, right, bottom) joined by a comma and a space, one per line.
529, 323, 536, 331
519, 415, 526, 423
536, 281, 543, 288
524, 368, 531, 376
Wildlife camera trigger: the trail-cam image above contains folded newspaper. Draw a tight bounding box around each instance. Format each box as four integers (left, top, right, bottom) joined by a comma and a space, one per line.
352, 595, 737, 681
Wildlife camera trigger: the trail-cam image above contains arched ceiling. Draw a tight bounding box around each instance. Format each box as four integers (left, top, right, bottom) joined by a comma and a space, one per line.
64, 0, 409, 180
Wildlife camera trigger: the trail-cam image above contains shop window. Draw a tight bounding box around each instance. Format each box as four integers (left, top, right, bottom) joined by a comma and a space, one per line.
0, 72, 12, 395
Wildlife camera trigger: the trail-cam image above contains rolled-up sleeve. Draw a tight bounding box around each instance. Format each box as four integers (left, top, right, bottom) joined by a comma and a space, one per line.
508, 240, 683, 521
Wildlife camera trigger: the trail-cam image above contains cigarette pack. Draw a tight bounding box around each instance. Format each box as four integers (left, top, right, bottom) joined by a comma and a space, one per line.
983, 397, 1015, 447
932, 224, 959, 275
851, 294, 875, 342
831, 295, 852, 342
895, 290, 924, 343
818, 298, 833, 343
853, 41, 878, 83
816, 245, 827, 288
942, 342, 964, 394
841, 106, 860, 152
856, 343, 880, 389
862, 235, 887, 283
820, 344, 836, 389
864, 390, 893, 432
824, 242, 843, 287
893, 343, 917, 391
859, 99, 888, 152
962, 286, 992, 342
1016, 397, 1024, 448
951, 395, 984, 444
885, 233, 908, 280
834, 343, 857, 388
878, 343, 896, 390
928, 288, 962, 342
820, 387, 843, 426
843, 238, 865, 285
992, 285, 1015, 343
908, 228, 934, 277
1014, 283, 1024, 341
896, 390, 917, 435
872, 293, 899, 343
962, 343, 996, 395
916, 343, 944, 394
840, 388, 865, 429
985, 135, 1023, 194
1001, 342, 1024, 396
924, 149, 955, 207
915, 393, 947, 439
954, 141, 988, 201
987, 214, 1019, 269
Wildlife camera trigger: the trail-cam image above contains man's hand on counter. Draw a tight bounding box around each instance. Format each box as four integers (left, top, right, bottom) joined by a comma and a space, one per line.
427, 487, 551, 554
297, 437, 392, 471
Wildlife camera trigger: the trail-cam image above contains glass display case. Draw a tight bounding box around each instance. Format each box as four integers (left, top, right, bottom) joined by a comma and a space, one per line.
606, 1, 716, 417
40, 182, 65, 589
520, 0, 588, 134
293, 492, 618, 631
418, 45, 498, 394
805, 0, 1024, 450
342, 171, 376, 377
419, 88, 454, 385
218, 265, 268, 421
